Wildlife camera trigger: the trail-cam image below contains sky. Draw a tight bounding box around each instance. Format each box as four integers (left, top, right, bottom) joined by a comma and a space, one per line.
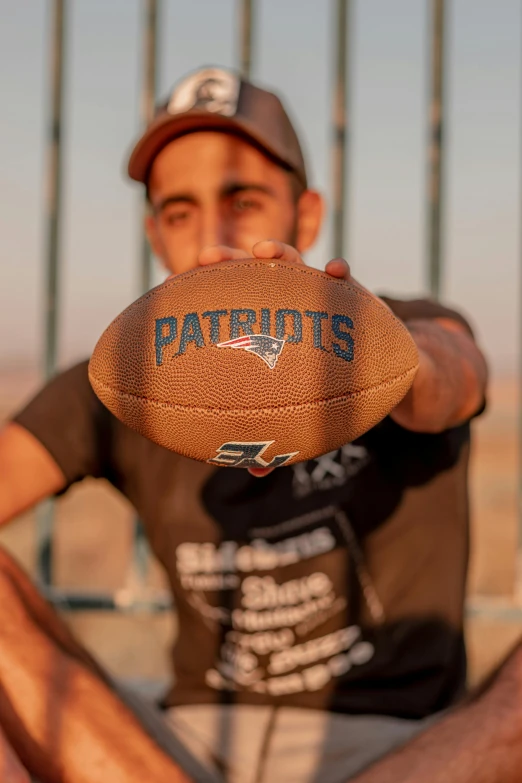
0, 0, 520, 375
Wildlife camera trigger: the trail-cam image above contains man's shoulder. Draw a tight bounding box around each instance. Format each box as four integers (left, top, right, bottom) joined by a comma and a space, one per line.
11, 358, 178, 491
13, 359, 93, 416
52, 358, 91, 388
12, 357, 119, 460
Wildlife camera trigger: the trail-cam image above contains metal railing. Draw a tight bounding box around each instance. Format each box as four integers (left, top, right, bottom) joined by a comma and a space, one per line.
39, 0, 169, 613
38, 0, 66, 595
38, 0, 522, 621
427, 0, 446, 301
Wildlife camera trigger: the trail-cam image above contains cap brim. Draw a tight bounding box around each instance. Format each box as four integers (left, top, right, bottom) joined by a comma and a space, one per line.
127, 110, 297, 184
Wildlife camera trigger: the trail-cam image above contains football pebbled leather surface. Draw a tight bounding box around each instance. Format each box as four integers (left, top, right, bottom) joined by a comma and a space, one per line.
89, 259, 419, 466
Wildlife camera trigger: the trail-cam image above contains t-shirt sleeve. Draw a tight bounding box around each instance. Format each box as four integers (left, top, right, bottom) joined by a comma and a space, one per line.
12, 360, 113, 492
378, 295, 475, 337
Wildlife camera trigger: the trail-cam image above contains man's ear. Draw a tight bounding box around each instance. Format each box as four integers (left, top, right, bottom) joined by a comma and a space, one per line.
296, 190, 325, 253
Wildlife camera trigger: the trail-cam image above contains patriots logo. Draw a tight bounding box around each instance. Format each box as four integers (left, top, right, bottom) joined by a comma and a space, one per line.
217, 334, 285, 369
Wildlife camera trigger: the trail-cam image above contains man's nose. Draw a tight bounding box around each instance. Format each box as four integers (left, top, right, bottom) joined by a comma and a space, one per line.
200, 207, 225, 249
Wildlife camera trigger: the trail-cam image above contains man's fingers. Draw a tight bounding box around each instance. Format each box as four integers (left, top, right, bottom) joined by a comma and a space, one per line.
325, 257, 351, 281
198, 245, 247, 266
252, 240, 304, 265
248, 467, 275, 478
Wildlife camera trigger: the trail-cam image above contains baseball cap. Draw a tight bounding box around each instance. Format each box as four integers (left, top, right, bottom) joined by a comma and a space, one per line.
127, 66, 308, 188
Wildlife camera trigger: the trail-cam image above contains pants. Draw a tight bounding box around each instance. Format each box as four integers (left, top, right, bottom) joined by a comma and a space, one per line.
119, 686, 437, 783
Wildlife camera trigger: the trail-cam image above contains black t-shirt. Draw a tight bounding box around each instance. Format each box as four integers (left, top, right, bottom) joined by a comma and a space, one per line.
14, 296, 479, 720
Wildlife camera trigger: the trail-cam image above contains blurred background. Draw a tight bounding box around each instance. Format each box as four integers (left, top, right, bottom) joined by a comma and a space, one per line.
0, 0, 520, 688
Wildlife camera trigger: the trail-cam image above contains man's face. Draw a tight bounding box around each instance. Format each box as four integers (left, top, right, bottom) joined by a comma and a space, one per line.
145, 131, 319, 276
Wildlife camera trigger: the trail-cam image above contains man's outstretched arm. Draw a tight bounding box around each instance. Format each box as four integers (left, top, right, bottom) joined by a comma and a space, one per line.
225, 243, 488, 435
321, 255, 488, 435
389, 316, 488, 433
196, 243, 488, 465
352, 640, 522, 783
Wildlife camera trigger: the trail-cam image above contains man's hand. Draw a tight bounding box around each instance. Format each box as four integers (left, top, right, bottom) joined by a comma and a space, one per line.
198, 241, 351, 477
197, 240, 351, 282
198, 241, 487, 458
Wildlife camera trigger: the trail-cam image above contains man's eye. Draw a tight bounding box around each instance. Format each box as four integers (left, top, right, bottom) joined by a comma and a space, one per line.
164, 210, 190, 227
232, 196, 261, 213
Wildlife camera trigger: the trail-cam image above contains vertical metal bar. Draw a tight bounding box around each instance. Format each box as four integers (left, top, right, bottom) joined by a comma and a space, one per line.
239, 0, 254, 78
427, 0, 447, 299
38, 0, 67, 586
515, 4, 522, 602
132, 0, 162, 594
331, 0, 351, 259
140, 0, 160, 294
518, 5, 522, 601
44, 0, 65, 380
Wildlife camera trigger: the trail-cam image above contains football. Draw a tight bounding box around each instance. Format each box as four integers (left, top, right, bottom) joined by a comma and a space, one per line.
88, 259, 419, 468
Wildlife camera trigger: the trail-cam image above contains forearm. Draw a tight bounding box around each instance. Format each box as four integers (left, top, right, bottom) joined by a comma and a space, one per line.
352, 649, 522, 783
390, 318, 487, 433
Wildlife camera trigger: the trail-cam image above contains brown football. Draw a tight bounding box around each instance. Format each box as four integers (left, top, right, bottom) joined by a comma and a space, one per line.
88, 259, 419, 468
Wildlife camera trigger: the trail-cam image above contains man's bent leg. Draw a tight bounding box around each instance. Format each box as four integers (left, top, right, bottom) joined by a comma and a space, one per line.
0, 546, 191, 783
352, 639, 522, 783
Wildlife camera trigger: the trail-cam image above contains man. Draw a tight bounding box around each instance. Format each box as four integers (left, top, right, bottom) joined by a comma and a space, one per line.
0, 66, 511, 783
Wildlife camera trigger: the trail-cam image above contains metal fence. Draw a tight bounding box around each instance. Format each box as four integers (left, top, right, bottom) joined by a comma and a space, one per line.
38, 0, 521, 620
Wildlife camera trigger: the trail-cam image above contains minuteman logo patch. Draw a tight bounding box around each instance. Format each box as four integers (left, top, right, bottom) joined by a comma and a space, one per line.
167, 68, 240, 118
217, 334, 285, 369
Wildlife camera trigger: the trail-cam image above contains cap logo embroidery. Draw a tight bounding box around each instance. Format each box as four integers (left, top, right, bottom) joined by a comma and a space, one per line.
168, 68, 240, 117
